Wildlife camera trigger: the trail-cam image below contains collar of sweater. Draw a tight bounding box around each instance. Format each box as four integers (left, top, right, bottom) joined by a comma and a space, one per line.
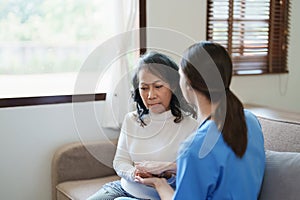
147, 110, 174, 121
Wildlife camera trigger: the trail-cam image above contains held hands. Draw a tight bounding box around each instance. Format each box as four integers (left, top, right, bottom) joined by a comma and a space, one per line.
134, 175, 175, 200
133, 161, 176, 187
134, 168, 153, 179
134, 175, 168, 188
134, 161, 176, 176
133, 161, 176, 200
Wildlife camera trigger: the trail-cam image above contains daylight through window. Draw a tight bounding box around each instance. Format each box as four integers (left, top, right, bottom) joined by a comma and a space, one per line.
0, 0, 140, 98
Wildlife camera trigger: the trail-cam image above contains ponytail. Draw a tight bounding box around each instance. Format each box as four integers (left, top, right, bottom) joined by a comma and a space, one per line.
214, 90, 247, 158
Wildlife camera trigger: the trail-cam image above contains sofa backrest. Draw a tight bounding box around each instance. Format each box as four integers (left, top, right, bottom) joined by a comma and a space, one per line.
51, 139, 118, 200
257, 116, 300, 152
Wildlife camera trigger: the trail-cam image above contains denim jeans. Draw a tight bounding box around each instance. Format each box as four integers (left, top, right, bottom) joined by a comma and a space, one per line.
87, 180, 149, 200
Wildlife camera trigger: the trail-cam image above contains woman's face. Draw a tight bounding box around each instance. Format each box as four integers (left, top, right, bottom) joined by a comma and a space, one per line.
138, 69, 172, 114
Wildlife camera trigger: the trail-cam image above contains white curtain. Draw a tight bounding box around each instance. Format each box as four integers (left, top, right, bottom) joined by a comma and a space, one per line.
100, 0, 139, 129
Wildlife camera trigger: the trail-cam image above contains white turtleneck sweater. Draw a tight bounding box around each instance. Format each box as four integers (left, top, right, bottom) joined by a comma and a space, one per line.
113, 110, 198, 200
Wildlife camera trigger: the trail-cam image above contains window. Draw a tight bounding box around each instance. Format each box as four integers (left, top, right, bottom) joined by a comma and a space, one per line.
0, 0, 146, 107
206, 0, 290, 75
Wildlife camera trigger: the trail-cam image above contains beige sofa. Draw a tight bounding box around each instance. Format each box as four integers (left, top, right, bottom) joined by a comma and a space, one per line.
52, 106, 300, 200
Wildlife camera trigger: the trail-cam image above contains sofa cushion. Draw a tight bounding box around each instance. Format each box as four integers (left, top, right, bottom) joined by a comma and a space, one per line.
56, 175, 120, 200
259, 150, 300, 200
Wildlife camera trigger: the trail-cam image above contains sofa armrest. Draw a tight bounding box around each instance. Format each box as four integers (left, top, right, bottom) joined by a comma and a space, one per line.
51, 139, 118, 200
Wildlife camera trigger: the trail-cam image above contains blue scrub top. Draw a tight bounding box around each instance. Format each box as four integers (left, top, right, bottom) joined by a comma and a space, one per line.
174, 110, 265, 200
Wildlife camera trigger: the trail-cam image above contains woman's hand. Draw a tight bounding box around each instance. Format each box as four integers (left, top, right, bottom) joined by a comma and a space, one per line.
134, 176, 174, 200
134, 175, 162, 187
134, 161, 176, 175
134, 168, 153, 178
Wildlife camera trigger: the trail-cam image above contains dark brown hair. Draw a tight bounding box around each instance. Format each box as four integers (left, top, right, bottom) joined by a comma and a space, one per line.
132, 51, 196, 126
180, 41, 247, 158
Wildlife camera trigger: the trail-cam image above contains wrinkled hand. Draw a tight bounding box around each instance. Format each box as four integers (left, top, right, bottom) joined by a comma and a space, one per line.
134, 168, 153, 178
135, 176, 175, 200
134, 161, 176, 175
134, 175, 167, 188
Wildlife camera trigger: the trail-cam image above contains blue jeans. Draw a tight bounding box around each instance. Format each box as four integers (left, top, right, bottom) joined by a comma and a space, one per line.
87, 180, 149, 200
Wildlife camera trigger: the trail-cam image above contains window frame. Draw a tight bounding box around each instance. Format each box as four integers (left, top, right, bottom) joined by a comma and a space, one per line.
206, 0, 290, 76
0, 0, 146, 107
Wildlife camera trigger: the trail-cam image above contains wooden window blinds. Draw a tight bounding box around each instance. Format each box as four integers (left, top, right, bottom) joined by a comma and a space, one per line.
206, 0, 290, 75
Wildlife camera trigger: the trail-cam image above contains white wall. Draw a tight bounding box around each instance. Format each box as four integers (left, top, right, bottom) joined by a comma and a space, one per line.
0, 102, 119, 200
146, 0, 205, 62
147, 0, 300, 113
0, 1, 299, 200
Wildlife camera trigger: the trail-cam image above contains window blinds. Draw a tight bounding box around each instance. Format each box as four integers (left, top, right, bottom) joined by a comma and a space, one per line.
207, 0, 290, 74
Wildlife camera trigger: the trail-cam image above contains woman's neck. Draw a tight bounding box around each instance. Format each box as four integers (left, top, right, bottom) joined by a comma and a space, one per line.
195, 92, 216, 123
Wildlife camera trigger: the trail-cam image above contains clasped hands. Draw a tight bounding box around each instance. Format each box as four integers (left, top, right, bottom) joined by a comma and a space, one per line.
133, 161, 176, 188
